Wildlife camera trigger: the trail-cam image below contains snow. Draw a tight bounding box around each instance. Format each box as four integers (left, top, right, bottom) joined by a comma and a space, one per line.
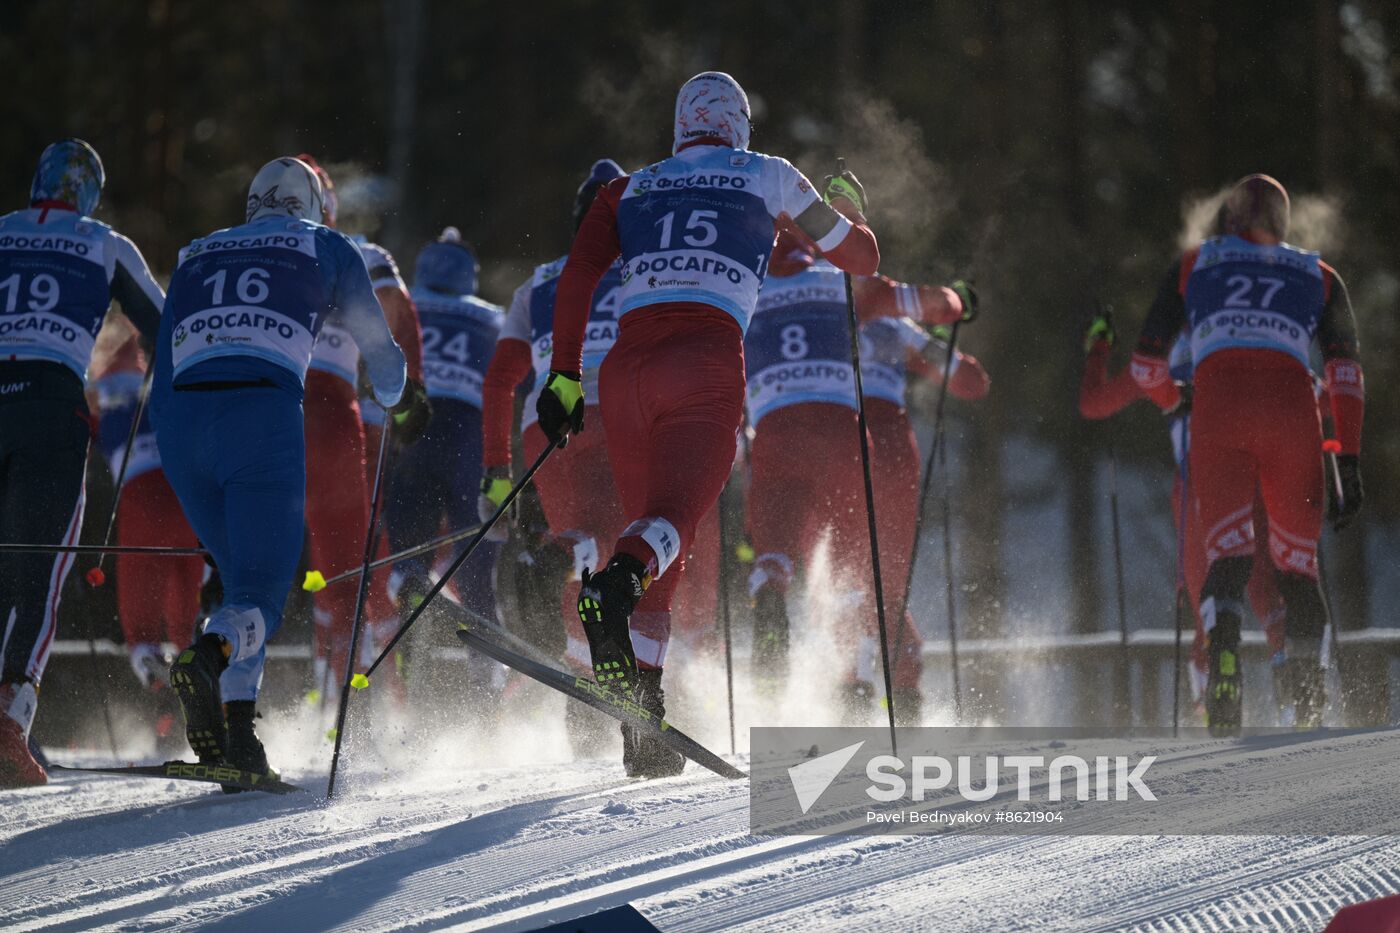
5, 724, 1400, 931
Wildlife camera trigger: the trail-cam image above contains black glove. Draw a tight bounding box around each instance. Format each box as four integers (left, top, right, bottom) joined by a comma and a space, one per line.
1165, 381, 1191, 418
822, 169, 867, 215
950, 279, 978, 323
535, 371, 585, 445
1331, 454, 1364, 531
388, 377, 432, 445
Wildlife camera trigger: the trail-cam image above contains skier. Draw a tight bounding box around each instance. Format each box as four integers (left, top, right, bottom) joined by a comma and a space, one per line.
296, 154, 428, 707
1130, 174, 1364, 733
0, 139, 165, 787
387, 227, 503, 705
156, 157, 409, 777
481, 159, 629, 752
744, 228, 973, 717
1079, 313, 1287, 716
536, 71, 880, 775
90, 329, 204, 748
861, 303, 988, 726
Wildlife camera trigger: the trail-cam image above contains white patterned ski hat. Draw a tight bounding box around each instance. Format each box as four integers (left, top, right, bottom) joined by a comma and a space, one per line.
246, 157, 325, 223
673, 72, 751, 154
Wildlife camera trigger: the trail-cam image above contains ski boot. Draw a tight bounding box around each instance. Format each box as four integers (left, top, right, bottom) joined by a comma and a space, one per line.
751, 584, 790, 697
622, 668, 685, 779
0, 681, 46, 788
1205, 616, 1243, 737
1284, 639, 1326, 730
840, 680, 876, 725
223, 700, 276, 794
578, 554, 649, 698
170, 633, 231, 763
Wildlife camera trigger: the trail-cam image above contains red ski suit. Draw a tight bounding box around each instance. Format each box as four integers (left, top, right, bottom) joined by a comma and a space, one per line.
548, 145, 878, 670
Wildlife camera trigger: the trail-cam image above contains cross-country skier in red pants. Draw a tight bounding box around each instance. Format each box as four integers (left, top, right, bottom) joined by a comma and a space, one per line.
743, 228, 980, 720
536, 72, 879, 776
1130, 174, 1364, 733
298, 155, 430, 708
1079, 313, 1289, 716
862, 307, 989, 725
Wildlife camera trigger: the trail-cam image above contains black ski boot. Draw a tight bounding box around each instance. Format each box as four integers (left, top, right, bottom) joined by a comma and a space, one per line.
751, 584, 790, 696
169, 633, 231, 763
578, 555, 649, 697
1284, 639, 1326, 730
1205, 613, 1243, 737
622, 668, 685, 779
223, 700, 276, 794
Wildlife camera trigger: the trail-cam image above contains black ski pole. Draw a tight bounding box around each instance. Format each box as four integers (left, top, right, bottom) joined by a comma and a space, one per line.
326, 421, 393, 798
303, 519, 484, 591
716, 469, 737, 756
357, 436, 562, 683
0, 543, 207, 556
938, 438, 963, 722
892, 319, 962, 692
835, 156, 898, 756
86, 366, 154, 758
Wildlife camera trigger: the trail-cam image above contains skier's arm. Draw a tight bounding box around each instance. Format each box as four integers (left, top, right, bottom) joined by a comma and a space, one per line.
329, 233, 406, 408
482, 282, 534, 469
550, 179, 623, 376
907, 337, 991, 401
1079, 338, 1144, 419
1317, 263, 1364, 455
766, 158, 879, 277
1130, 257, 1190, 410
107, 231, 165, 343
362, 250, 424, 384
852, 274, 967, 326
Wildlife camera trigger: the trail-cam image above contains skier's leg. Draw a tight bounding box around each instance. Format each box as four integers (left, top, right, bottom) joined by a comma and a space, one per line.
744, 419, 810, 688
1179, 476, 1210, 707
868, 404, 923, 717
0, 373, 88, 786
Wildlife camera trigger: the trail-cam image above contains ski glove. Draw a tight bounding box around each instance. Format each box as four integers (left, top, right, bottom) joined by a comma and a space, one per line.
478, 465, 514, 542
1330, 454, 1364, 531
536, 371, 584, 445
822, 169, 867, 215
950, 280, 979, 323
1084, 313, 1114, 353
389, 377, 433, 445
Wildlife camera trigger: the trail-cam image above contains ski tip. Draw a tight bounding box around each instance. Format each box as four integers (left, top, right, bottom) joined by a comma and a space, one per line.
302, 570, 326, 592
350, 673, 369, 690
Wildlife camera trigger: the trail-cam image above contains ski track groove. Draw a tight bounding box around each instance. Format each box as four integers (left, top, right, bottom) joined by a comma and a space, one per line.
4, 731, 1400, 931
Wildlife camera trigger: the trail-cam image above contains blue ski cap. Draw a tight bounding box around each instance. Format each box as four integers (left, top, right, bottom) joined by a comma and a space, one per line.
31, 139, 105, 216
414, 227, 478, 296
572, 158, 625, 232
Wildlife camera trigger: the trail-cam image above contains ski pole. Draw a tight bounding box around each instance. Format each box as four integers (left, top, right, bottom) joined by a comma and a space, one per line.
356, 436, 562, 684
1172, 416, 1190, 736
716, 468, 737, 757
0, 542, 207, 557
302, 519, 483, 592
85, 366, 153, 759
326, 420, 392, 799
938, 439, 963, 722
835, 156, 898, 757
892, 319, 962, 696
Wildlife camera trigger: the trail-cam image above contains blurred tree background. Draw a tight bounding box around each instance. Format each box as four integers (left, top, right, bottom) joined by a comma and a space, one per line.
5, 0, 1397, 654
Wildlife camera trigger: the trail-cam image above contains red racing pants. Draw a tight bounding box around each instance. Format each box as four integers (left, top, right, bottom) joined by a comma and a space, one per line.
746, 401, 877, 683
116, 468, 203, 648
305, 372, 397, 682
1190, 350, 1327, 644
866, 399, 926, 691
599, 308, 746, 670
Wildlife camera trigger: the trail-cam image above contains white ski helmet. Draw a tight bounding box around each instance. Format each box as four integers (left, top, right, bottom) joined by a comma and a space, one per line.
673, 71, 751, 154
245, 157, 325, 223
